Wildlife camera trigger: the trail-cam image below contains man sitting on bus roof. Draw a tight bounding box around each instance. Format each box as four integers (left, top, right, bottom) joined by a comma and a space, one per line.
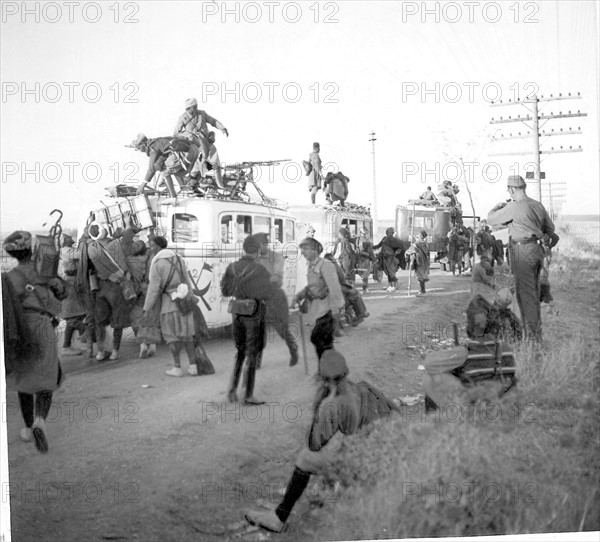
418, 186, 438, 206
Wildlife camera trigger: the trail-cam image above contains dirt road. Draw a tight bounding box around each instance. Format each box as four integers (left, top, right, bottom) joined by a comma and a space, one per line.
5, 269, 472, 542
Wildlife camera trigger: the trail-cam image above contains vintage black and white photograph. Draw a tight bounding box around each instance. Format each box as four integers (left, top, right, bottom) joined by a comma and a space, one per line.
1, 1, 599, 541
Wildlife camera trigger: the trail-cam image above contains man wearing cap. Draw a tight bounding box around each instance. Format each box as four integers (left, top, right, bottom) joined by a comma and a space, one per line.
221, 235, 276, 404
244, 349, 399, 533
487, 175, 556, 341
174, 98, 229, 168
307, 142, 322, 204
132, 134, 172, 195
293, 237, 345, 361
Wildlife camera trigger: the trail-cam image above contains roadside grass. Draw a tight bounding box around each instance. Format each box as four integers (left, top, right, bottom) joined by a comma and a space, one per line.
300, 226, 600, 540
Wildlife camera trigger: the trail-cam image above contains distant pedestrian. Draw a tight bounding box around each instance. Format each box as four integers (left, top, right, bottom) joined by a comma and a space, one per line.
59, 234, 86, 356
356, 238, 376, 294
373, 228, 405, 292
487, 175, 557, 341
405, 230, 430, 296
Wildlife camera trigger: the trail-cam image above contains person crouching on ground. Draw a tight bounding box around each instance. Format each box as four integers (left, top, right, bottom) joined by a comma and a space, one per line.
221, 235, 276, 405
405, 230, 430, 296
143, 236, 199, 376
3, 230, 65, 453
244, 349, 399, 533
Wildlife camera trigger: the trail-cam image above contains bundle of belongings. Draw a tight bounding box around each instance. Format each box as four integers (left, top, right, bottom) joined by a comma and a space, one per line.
420, 319, 518, 411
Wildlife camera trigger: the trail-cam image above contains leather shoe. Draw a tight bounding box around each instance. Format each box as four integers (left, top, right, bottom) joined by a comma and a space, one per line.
227, 391, 238, 403
245, 509, 283, 533
289, 353, 299, 367
243, 396, 265, 406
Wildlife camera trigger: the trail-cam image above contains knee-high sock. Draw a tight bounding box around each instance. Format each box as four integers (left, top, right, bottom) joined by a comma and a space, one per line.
275, 467, 311, 523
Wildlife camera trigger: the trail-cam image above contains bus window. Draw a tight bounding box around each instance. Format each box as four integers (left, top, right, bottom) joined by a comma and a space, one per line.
221, 215, 234, 244
273, 219, 284, 243
284, 219, 295, 242
173, 213, 199, 243
254, 216, 271, 236
236, 215, 252, 242
342, 218, 358, 237
425, 217, 434, 229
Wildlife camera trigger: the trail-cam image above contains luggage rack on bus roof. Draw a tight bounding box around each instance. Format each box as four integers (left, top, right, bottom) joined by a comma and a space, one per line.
292, 202, 372, 216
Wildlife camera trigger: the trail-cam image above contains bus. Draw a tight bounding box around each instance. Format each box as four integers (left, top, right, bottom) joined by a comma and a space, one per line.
78, 183, 299, 330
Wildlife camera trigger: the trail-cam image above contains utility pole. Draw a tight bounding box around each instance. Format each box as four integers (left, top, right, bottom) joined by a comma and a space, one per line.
369, 131, 378, 235
489, 92, 587, 206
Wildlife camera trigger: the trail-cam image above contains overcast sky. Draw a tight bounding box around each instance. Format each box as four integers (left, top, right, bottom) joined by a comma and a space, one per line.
1, 0, 598, 231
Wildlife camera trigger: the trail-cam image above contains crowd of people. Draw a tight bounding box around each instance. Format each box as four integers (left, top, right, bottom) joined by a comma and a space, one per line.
2, 172, 558, 538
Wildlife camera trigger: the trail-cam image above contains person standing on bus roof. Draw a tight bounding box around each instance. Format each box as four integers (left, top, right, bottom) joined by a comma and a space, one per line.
307, 142, 322, 204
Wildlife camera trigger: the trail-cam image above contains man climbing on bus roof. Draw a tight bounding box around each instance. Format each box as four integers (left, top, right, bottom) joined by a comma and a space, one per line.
174, 97, 229, 173
132, 133, 172, 195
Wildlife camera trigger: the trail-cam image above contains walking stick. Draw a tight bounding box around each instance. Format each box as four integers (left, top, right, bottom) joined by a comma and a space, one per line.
407, 203, 416, 296
298, 311, 309, 375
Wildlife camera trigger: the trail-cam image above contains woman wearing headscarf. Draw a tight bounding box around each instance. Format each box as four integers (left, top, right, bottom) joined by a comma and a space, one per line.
2, 231, 65, 453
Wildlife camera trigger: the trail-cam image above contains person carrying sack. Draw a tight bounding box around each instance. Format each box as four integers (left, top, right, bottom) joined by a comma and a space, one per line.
143, 236, 200, 377
221, 235, 276, 405
86, 221, 137, 361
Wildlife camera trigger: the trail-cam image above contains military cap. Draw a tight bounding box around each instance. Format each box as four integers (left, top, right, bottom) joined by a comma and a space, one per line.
131, 133, 147, 147
320, 350, 349, 379
185, 97, 198, 108
507, 175, 526, 188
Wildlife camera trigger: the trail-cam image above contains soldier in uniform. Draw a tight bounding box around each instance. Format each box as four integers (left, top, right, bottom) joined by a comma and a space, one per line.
174, 97, 229, 168
132, 133, 172, 194
487, 175, 556, 341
